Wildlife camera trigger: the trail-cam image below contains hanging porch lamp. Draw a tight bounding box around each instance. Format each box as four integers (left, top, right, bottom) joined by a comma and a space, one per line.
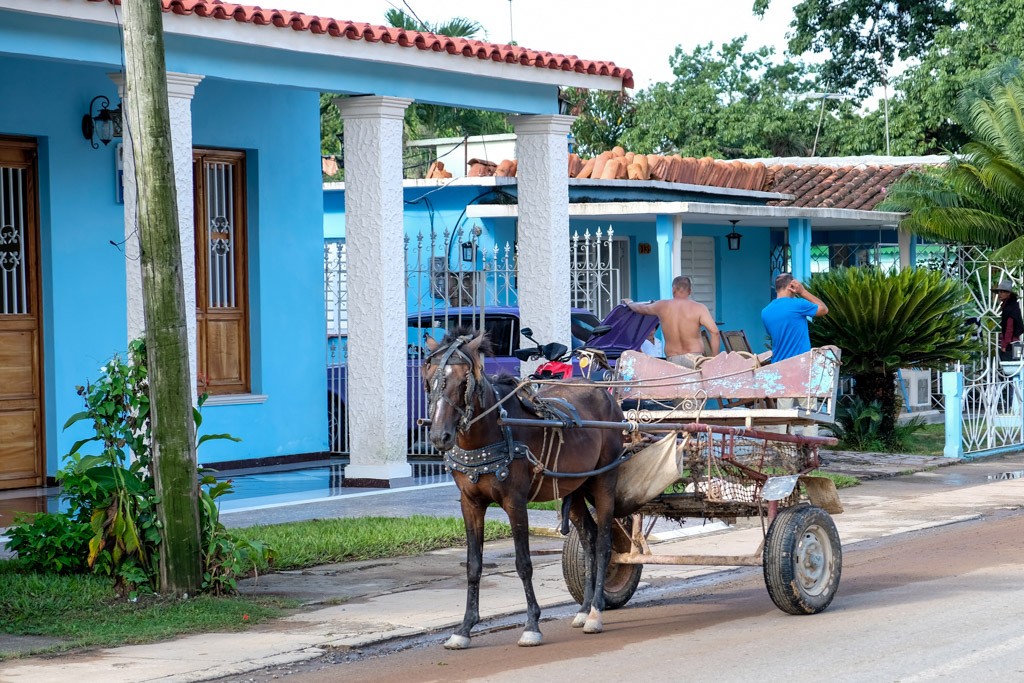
726, 219, 742, 251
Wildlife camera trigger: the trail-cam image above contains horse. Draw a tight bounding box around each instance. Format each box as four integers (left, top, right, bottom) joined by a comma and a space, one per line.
423, 329, 627, 649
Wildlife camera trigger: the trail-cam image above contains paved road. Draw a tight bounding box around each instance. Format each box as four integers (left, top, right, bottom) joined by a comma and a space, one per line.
231, 508, 1024, 683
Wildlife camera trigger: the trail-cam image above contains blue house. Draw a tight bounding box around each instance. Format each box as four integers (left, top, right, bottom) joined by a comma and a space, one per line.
0, 0, 632, 491
323, 153, 935, 359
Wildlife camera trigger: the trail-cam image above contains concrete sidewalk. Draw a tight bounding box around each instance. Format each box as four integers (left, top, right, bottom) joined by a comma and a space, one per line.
3, 452, 1023, 683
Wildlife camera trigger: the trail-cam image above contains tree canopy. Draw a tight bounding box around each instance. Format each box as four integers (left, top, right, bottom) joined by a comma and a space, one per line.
879, 61, 1024, 260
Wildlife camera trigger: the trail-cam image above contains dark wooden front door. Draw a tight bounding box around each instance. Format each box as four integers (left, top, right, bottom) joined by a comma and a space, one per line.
0, 139, 44, 489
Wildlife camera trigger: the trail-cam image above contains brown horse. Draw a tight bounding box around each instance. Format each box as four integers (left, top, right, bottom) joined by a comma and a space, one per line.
423, 330, 627, 649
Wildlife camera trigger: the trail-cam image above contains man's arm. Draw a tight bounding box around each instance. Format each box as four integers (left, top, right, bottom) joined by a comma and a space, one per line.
700, 305, 721, 355
790, 280, 828, 317
623, 298, 660, 316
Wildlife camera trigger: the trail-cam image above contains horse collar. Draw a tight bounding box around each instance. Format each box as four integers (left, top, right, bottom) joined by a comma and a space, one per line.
444, 384, 529, 483
445, 439, 530, 484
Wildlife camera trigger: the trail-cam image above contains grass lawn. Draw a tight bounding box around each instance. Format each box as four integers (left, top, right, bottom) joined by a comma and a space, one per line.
810, 470, 860, 488
0, 515, 512, 658
904, 423, 945, 455
0, 560, 293, 659
235, 515, 512, 571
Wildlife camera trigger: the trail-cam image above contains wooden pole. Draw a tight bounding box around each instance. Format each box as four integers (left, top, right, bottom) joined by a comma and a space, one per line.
121, 0, 201, 594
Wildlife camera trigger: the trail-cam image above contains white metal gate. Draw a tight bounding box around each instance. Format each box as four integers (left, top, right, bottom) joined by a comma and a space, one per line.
325, 227, 619, 455
924, 245, 1024, 455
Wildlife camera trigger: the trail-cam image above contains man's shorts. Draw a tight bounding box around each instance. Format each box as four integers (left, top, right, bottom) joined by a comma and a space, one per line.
666, 353, 702, 369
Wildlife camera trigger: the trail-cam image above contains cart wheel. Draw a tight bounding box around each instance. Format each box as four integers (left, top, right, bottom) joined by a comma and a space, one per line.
561, 519, 642, 610
763, 503, 842, 615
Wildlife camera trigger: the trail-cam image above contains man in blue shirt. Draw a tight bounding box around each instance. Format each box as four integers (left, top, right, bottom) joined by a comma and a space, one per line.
761, 273, 829, 362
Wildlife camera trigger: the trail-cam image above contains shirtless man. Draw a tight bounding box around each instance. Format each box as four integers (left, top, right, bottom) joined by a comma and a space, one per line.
623, 276, 720, 366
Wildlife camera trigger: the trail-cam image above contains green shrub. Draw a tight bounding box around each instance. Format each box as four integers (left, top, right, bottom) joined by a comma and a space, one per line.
829, 395, 929, 452
5, 513, 92, 574
7, 339, 269, 596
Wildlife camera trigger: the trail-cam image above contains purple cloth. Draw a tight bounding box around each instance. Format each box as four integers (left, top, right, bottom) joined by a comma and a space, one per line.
586, 304, 659, 356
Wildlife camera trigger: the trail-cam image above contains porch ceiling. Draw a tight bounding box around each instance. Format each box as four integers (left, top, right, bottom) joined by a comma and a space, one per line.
466, 201, 906, 230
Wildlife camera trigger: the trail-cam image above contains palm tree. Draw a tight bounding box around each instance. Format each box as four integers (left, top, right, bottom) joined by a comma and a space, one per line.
808, 267, 979, 443
383, 9, 483, 38
878, 60, 1024, 261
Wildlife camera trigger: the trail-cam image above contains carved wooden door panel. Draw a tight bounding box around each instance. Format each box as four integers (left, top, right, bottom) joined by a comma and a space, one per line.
0, 139, 44, 489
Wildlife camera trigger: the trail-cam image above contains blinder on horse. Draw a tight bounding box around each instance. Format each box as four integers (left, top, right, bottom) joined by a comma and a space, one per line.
424, 335, 481, 434
425, 334, 530, 482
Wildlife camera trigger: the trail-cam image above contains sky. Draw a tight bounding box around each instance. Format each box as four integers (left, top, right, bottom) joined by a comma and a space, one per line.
282, 0, 804, 90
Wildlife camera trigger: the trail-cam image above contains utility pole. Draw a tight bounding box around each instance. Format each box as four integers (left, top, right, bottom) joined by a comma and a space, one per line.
121, 0, 201, 594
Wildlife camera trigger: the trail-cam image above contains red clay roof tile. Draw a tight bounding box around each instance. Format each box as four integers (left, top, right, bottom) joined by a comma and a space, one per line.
766, 163, 918, 211
87, 0, 633, 88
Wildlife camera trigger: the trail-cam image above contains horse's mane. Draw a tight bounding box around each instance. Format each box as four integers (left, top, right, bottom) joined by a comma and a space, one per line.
440, 326, 495, 357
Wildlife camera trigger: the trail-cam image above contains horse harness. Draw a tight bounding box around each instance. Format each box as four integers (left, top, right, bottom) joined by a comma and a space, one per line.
428, 337, 634, 484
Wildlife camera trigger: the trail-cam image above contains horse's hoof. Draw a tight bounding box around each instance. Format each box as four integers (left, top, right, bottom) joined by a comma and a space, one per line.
444, 634, 471, 650
518, 630, 543, 647
583, 609, 604, 634
571, 612, 588, 628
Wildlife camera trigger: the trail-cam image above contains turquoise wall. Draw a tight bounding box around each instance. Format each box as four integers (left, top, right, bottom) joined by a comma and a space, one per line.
0, 55, 128, 475
190, 80, 325, 462
0, 54, 327, 475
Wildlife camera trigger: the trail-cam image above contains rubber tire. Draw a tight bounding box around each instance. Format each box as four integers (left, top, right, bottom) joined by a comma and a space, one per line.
763, 503, 842, 615
561, 519, 642, 610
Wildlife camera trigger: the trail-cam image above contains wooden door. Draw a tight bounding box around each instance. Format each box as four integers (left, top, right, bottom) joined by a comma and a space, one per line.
194, 150, 249, 395
0, 139, 43, 489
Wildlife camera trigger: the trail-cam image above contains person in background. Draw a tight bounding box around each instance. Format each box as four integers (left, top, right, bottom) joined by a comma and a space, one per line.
761, 273, 828, 362
993, 279, 1024, 361
624, 275, 720, 368
641, 325, 664, 358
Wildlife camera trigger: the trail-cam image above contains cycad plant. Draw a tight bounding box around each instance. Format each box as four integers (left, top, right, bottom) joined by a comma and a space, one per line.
809, 267, 979, 442
878, 59, 1024, 261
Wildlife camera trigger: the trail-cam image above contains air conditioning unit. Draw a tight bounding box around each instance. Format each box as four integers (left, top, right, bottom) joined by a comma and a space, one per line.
430, 267, 476, 306
901, 369, 932, 411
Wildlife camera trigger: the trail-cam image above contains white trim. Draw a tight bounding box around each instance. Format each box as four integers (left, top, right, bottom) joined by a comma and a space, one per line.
336, 96, 412, 121
202, 393, 269, 406
1, 1, 626, 91
468, 200, 906, 228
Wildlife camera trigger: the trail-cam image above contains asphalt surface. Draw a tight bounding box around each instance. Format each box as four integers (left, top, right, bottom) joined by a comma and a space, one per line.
3, 449, 1024, 682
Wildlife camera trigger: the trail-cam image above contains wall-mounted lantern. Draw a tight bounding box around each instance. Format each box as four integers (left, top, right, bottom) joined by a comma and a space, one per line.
726, 219, 742, 251
82, 95, 122, 149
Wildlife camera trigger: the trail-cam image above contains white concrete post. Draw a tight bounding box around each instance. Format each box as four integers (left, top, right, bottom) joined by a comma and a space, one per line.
508, 114, 575, 360
942, 371, 964, 459
114, 71, 203, 397
336, 96, 414, 488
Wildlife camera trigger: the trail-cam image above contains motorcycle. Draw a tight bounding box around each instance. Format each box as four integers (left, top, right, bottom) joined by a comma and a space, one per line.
514, 326, 614, 380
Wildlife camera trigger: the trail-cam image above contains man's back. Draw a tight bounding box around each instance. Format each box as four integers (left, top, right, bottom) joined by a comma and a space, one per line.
654, 297, 713, 357
762, 297, 819, 362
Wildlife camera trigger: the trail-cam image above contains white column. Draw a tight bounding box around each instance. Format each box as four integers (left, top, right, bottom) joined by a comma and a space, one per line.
898, 227, 914, 270
114, 71, 203, 397
509, 114, 575, 361
337, 96, 414, 487
671, 215, 684, 280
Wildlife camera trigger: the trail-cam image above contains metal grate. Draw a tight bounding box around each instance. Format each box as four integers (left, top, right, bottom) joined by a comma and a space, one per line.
0, 166, 28, 315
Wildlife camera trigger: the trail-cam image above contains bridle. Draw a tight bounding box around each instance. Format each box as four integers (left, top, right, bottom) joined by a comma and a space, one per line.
425, 335, 483, 434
